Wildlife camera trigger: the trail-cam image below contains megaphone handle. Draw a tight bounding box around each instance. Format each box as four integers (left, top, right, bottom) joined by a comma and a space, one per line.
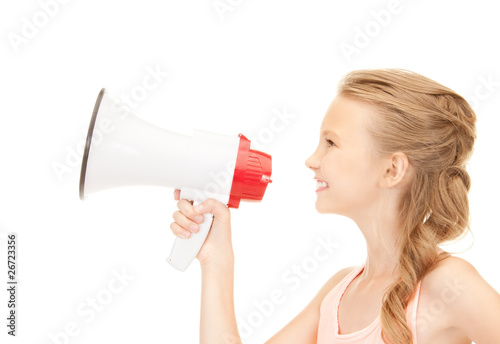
167, 200, 214, 271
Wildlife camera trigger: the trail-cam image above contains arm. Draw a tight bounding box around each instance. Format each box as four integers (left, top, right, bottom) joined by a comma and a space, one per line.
265, 267, 355, 344
171, 193, 241, 343
200, 255, 240, 344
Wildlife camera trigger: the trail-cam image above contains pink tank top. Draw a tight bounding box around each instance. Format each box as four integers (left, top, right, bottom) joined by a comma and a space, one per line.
317, 264, 421, 344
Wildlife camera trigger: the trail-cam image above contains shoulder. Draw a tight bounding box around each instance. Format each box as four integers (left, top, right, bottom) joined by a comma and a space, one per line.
311, 266, 357, 308
326, 266, 358, 288
419, 255, 500, 342
422, 255, 477, 294
421, 255, 495, 306
324, 266, 357, 292
422, 255, 490, 300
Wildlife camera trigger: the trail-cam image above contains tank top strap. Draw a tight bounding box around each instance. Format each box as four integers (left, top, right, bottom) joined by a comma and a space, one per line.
320, 264, 366, 317
331, 265, 366, 329
318, 264, 366, 341
405, 279, 422, 344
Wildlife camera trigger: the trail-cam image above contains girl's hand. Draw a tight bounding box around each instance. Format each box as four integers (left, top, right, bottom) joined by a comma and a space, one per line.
170, 189, 234, 267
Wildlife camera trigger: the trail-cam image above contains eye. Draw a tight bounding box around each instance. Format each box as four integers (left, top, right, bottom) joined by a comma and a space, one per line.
325, 139, 336, 147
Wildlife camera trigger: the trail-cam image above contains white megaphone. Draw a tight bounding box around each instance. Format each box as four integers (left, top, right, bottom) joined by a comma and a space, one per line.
79, 89, 272, 271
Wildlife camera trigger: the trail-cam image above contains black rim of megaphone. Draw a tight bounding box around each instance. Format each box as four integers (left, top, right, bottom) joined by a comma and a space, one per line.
79, 88, 106, 200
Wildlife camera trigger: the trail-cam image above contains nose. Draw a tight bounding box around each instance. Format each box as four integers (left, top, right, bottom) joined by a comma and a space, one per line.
305, 150, 319, 170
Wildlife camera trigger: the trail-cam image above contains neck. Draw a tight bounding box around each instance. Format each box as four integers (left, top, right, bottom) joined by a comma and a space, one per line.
354, 207, 445, 284
362, 229, 400, 281
350, 199, 403, 282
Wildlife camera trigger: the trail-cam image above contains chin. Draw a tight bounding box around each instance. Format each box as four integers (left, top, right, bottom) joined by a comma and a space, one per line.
315, 197, 347, 215
315, 200, 335, 214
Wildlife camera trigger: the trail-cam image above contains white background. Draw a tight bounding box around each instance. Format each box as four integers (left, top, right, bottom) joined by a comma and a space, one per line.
1, 0, 499, 343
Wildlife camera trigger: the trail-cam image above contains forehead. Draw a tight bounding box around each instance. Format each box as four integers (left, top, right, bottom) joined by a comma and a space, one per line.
320, 96, 373, 135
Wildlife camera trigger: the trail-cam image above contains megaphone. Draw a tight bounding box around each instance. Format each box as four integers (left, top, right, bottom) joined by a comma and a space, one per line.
79, 89, 272, 271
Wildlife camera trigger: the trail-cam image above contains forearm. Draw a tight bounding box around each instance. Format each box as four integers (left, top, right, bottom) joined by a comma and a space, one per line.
200, 255, 241, 344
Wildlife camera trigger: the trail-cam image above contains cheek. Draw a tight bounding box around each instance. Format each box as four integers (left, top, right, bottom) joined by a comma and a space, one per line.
321, 153, 376, 191
321, 153, 356, 183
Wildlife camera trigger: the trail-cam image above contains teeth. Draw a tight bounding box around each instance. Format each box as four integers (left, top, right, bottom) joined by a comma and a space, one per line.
316, 181, 329, 188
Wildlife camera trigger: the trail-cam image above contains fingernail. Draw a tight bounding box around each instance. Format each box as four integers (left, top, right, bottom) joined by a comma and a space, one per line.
195, 215, 204, 223
190, 224, 199, 232
182, 230, 191, 238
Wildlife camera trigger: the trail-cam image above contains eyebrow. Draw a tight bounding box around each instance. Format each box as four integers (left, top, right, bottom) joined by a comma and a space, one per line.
322, 129, 341, 139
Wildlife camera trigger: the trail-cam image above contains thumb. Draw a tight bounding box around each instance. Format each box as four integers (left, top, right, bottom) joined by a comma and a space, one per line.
193, 198, 230, 220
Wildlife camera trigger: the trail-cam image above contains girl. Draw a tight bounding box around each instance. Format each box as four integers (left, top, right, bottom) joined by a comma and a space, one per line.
171, 69, 500, 343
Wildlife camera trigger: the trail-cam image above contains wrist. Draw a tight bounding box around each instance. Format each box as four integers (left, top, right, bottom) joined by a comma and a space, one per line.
200, 251, 235, 273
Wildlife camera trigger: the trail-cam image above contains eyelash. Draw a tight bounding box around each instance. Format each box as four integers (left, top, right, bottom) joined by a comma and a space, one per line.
326, 139, 336, 147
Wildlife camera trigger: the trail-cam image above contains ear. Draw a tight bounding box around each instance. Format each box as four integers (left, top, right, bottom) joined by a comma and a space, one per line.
380, 152, 411, 189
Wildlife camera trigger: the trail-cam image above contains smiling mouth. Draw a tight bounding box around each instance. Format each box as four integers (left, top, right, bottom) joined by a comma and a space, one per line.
316, 180, 329, 192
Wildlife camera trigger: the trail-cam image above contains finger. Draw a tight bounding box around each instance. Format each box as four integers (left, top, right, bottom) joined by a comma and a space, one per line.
176, 199, 204, 224
172, 210, 200, 234
170, 221, 192, 239
173, 189, 194, 205
193, 198, 230, 221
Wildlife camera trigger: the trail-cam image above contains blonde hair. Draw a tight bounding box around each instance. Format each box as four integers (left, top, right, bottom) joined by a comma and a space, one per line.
337, 69, 477, 344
